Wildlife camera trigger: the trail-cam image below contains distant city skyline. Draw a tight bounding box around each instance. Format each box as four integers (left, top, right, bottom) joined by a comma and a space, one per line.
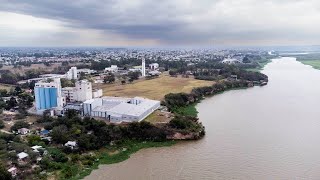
0, 0, 320, 47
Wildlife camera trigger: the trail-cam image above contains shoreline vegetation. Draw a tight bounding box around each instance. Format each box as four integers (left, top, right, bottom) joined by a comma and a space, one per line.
245, 59, 272, 72
287, 53, 320, 70
297, 60, 320, 70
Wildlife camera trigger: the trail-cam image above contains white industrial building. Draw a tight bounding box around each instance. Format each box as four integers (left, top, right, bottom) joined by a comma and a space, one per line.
66, 67, 78, 80
104, 65, 118, 73
149, 63, 159, 70
83, 96, 160, 123
62, 80, 102, 102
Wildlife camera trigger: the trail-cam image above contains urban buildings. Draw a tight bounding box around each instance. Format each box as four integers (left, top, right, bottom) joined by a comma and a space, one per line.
83, 96, 160, 123
34, 78, 65, 111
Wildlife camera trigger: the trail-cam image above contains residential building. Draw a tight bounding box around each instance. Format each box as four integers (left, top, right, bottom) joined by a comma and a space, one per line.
17, 152, 29, 162
17, 128, 30, 135
65, 141, 77, 149
7, 167, 17, 177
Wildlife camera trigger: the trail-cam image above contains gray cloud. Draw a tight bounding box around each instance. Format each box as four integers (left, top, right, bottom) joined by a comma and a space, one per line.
0, 0, 320, 46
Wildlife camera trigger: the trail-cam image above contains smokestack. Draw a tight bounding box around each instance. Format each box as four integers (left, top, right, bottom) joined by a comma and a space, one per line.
142, 58, 146, 77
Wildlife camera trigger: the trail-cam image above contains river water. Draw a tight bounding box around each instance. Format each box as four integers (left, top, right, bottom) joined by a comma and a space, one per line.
85, 57, 320, 180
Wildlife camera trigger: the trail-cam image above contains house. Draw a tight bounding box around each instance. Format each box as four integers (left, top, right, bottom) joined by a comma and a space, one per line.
229, 75, 238, 81
40, 129, 50, 137
31, 145, 43, 153
7, 167, 17, 177
65, 141, 77, 150
41, 136, 52, 142
17, 152, 29, 161
17, 128, 30, 135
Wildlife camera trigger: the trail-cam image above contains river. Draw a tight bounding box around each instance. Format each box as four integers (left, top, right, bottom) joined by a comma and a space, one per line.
85, 57, 320, 180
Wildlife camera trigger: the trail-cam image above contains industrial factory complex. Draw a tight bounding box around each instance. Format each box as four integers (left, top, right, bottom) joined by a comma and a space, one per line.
31, 59, 161, 123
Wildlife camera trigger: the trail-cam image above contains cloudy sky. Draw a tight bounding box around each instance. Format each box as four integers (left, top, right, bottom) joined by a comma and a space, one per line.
0, 0, 319, 47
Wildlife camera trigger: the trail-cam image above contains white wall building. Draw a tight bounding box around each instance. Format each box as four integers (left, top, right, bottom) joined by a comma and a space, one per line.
77, 68, 96, 75
149, 63, 159, 70
92, 89, 103, 98
66, 67, 78, 80
83, 96, 160, 123
104, 65, 118, 73
62, 80, 94, 102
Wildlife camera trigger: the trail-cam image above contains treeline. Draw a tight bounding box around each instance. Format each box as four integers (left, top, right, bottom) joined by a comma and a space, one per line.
163, 80, 254, 111
38, 111, 177, 152
193, 63, 268, 82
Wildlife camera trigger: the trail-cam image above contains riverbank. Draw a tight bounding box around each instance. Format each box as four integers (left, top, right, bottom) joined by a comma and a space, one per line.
297, 59, 320, 70
66, 140, 176, 180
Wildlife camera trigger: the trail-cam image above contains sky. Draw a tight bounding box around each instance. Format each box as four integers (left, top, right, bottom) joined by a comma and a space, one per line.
0, 0, 320, 47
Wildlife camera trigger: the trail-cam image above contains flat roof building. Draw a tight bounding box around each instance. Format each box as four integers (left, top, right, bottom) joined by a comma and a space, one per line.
83, 96, 160, 123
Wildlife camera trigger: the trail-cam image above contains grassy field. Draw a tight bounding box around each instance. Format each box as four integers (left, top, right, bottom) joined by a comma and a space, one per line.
94, 73, 214, 100
298, 60, 320, 70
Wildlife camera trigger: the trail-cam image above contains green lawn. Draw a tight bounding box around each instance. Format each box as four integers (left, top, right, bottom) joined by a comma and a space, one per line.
298, 60, 320, 70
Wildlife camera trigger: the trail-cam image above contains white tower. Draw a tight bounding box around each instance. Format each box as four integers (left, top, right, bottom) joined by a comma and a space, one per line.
141, 58, 146, 77
75, 80, 92, 102
66, 67, 78, 80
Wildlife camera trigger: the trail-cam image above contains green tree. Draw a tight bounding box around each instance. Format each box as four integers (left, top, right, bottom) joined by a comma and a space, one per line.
128, 71, 140, 80
103, 74, 115, 84
51, 125, 69, 144
27, 135, 42, 146
0, 163, 12, 180
0, 120, 4, 129
18, 93, 34, 107
10, 121, 30, 132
